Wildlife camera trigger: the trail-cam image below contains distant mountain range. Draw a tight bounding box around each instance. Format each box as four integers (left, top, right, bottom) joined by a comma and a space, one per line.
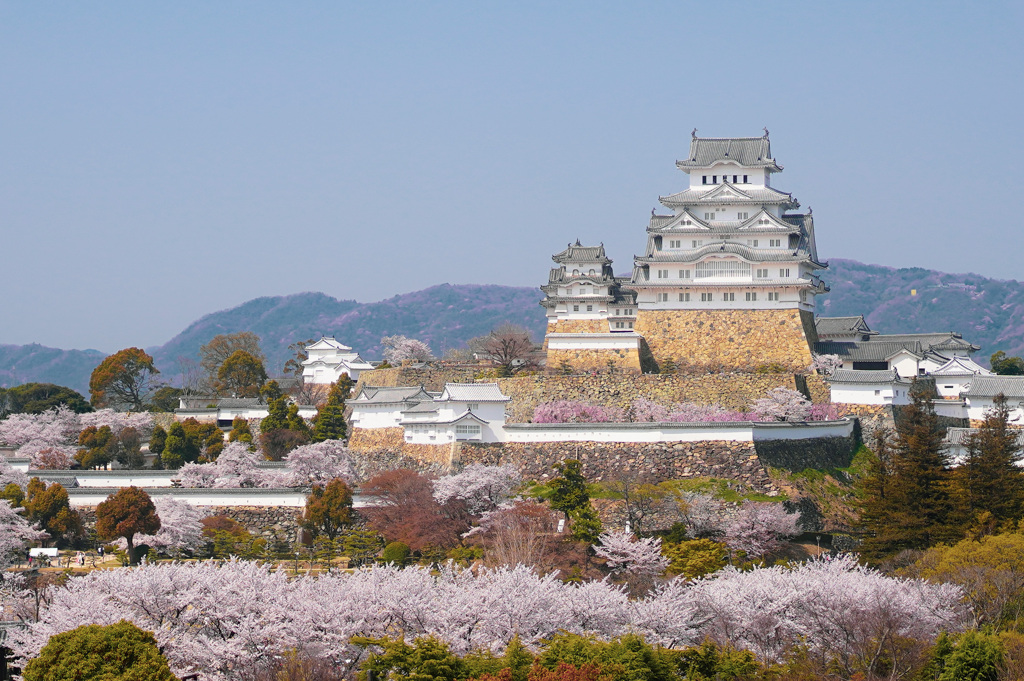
4, 259, 1024, 396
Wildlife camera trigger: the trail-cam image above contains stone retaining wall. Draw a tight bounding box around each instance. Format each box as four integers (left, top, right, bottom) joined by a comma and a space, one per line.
349, 427, 406, 451
633, 308, 816, 374
76, 505, 303, 545
458, 440, 780, 494
356, 369, 823, 424
545, 347, 642, 374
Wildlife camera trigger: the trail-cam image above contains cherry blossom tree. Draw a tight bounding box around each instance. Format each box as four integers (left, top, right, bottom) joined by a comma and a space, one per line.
0, 405, 80, 448
0, 455, 30, 490
532, 401, 623, 423
723, 501, 801, 558
751, 388, 812, 422
0, 499, 47, 568
174, 462, 220, 488
282, 439, 355, 486
671, 492, 726, 539
630, 398, 669, 422
212, 442, 266, 488
9, 556, 966, 678
432, 464, 521, 514
28, 445, 78, 470
380, 335, 434, 364
630, 398, 750, 423
810, 353, 843, 376
593, 530, 668, 576
80, 409, 154, 438
130, 497, 206, 557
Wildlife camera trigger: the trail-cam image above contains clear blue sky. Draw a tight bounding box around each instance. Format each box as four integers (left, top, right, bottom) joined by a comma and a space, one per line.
2, 2, 1022, 352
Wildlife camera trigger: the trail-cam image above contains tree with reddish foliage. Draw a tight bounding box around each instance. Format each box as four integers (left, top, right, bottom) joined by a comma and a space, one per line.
361, 469, 471, 553
95, 486, 160, 565
88, 347, 159, 411
301, 478, 354, 540
23, 478, 81, 547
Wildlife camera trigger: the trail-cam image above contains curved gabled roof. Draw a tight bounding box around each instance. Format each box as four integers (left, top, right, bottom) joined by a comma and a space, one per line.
636, 241, 815, 265
659, 183, 797, 209
552, 241, 611, 264
675, 135, 782, 172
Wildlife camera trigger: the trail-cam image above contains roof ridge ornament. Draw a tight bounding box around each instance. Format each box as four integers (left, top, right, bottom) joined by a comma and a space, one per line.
763, 126, 769, 138
692, 128, 697, 139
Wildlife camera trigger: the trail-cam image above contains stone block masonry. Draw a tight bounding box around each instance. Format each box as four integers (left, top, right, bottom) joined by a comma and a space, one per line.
633, 308, 816, 374
355, 369, 828, 426
460, 440, 781, 494
545, 346, 642, 374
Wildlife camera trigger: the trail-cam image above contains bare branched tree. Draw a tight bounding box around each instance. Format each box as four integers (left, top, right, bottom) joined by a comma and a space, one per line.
468, 323, 539, 376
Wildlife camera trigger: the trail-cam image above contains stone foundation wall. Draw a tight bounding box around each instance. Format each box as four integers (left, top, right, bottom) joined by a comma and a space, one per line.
545, 347, 642, 374
348, 427, 406, 451
495, 373, 808, 422
76, 505, 303, 545
633, 308, 815, 373
459, 440, 780, 494
546, 319, 611, 334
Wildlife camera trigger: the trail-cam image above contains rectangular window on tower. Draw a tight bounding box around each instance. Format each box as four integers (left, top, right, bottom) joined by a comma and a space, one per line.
746, 239, 759, 247
723, 292, 735, 302
780, 268, 791, 277
733, 175, 738, 183
756, 268, 768, 278
737, 212, 748, 220
702, 175, 708, 185
743, 175, 748, 183
679, 292, 690, 302
701, 292, 712, 302
657, 293, 669, 302
657, 269, 669, 279
768, 292, 779, 301
704, 213, 716, 220
712, 176, 718, 184
679, 269, 691, 278
586, 305, 593, 312
745, 292, 757, 301
692, 240, 703, 248
770, 239, 781, 247
669, 239, 681, 248
573, 305, 580, 312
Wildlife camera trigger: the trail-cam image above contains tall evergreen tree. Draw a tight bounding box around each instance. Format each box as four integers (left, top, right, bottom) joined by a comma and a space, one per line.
858, 390, 956, 560
953, 393, 1024, 529
312, 378, 351, 442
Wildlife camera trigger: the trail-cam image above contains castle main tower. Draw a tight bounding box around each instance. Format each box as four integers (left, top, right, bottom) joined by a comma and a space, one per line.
629, 131, 827, 372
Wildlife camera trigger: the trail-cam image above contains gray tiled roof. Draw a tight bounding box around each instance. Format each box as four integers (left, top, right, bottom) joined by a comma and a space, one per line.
946, 427, 1024, 446
441, 383, 510, 402
552, 241, 610, 264
675, 136, 781, 171
659, 185, 795, 207
354, 386, 433, 404
815, 316, 875, 337
815, 341, 924, 362
963, 376, 1024, 399
872, 333, 979, 352
829, 369, 907, 384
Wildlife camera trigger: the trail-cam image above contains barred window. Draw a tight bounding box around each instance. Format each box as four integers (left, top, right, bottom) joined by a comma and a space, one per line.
696, 259, 751, 279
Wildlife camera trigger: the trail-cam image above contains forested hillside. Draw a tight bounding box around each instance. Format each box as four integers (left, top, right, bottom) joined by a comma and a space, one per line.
6, 260, 1024, 395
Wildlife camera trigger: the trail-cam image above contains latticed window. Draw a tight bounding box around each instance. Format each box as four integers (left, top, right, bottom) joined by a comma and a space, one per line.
696, 259, 751, 279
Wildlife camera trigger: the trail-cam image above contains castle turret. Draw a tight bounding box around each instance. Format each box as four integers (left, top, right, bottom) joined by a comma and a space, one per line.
628, 132, 825, 372
540, 241, 642, 373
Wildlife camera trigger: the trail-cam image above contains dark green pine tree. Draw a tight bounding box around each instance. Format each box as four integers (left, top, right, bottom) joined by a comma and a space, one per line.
260, 396, 290, 433
312, 377, 351, 442
954, 393, 1024, 529
858, 389, 957, 560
